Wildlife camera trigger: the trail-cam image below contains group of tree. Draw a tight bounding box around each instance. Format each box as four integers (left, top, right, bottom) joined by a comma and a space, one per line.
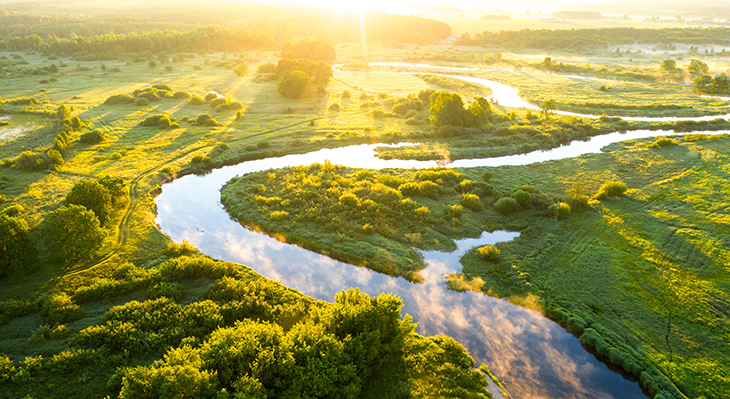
0, 176, 128, 278
0, 26, 275, 59
693, 75, 730, 94
429, 92, 492, 129
457, 27, 730, 50
274, 39, 335, 99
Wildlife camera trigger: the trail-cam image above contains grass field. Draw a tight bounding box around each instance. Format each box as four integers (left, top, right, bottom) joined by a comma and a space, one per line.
453, 135, 730, 399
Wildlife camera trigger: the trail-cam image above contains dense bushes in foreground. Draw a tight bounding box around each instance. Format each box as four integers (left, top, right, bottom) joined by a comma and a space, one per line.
0, 255, 492, 398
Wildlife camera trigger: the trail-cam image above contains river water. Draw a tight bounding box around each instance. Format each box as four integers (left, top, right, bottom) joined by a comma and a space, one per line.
155, 65, 729, 399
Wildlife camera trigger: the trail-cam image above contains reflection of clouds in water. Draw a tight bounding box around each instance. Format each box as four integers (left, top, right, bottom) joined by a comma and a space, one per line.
155, 143, 646, 399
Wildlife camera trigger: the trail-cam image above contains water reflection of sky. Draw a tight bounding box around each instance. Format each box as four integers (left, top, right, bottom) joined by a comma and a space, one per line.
152, 138, 686, 398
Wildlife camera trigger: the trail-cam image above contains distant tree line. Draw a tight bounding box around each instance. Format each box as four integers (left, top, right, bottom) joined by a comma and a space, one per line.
458, 27, 730, 49
0, 26, 275, 59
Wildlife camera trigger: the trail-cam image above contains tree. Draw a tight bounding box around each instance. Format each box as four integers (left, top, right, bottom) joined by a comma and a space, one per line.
540, 99, 558, 120
0, 214, 37, 278
687, 59, 709, 75
42, 205, 105, 264
467, 97, 491, 127
234, 62, 249, 77
56, 104, 70, 121
65, 179, 113, 225
660, 59, 677, 73
429, 92, 467, 127
278, 70, 311, 99
98, 176, 128, 205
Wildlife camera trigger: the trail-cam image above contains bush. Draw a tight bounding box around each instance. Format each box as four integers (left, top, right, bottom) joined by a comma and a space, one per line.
42, 293, 84, 324
135, 97, 150, 106
476, 245, 500, 263
148, 282, 185, 301
164, 65, 174, 72
3, 204, 24, 217
328, 103, 341, 111
460, 193, 483, 211
341, 90, 351, 98
511, 190, 532, 209
140, 114, 179, 128
204, 92, 219, 102
188, 95, 205, 105
647, 137, 678, 149
494, 197, 520, 214
80, 129, 107, 144
194, 114, 221, 126
172, 91, 191, 99
547, 202, 571, 220
256, 63, 276, 74
164, 240, 198, 257
104, 94, 134, 105
594, 181, 627, 201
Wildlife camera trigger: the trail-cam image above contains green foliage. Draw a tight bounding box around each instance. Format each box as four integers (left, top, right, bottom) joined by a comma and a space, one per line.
42, 204, 105, 264
647, 137, 678, 149
148, 282, 185, 301
65, 179, 112, 225
687, 59, 709, 75
188, 94, 205, 105
547, 202, 571, 220
164, 240, 198, 257
104, 94, 134, 105
494, 197, 520, 214
0, 214, 37, 279
98, 175, 128, 204
195, 113, 222, 126
172, 91, 191, 99
79, 129, 107, 144
221, 165, 498, 280
135, 97, 150, 106
460, 193, 484, 211
42, 293, 84, 324
234, 62, 249, 77
140, 114, 180, 129
278, 70, 311, 99
693, 75, 730, 94
593, 181, 628, 201
476, 244, 501, 263
256, 63, 276, 74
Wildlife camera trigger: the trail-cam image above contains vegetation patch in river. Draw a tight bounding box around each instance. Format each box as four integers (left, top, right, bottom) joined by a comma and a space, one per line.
221, 161, 566, 282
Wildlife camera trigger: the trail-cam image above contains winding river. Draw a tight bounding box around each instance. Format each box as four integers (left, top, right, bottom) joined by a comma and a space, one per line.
155, 67, 730, 399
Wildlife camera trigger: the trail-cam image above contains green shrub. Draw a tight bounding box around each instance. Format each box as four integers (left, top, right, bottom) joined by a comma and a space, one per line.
104, 94, 134, 105
446, 204, 463, 217
80, 129, 107, 144
188, 94, 205, 105
594, 181, 627, 201
148, 282, 185, 301
494, 197, 520, 214
547, 202, 571, 220
511, 190, 532, 209
204, 92, 218, 102
42, 293, 84, 324
2, 204, 24, 217
42, 204, 105, 264
172, 91, 191, 99
460, 193, 483, 211
65, 179, 112, 225
194, 114, 221, 126
476, 245, 500, 263
164, 240, 198, 257
135, 97, 150, 106
140, 114, 179, 128
328, 103, 341, 111
647, 137, 678, 149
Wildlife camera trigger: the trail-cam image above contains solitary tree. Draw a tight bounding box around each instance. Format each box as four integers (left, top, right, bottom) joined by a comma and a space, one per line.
687, 59, 709, 75
540, 99, 558, 120
234, 62, 249, 77
660, 59, 677, 73
42, 205, 105, 264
